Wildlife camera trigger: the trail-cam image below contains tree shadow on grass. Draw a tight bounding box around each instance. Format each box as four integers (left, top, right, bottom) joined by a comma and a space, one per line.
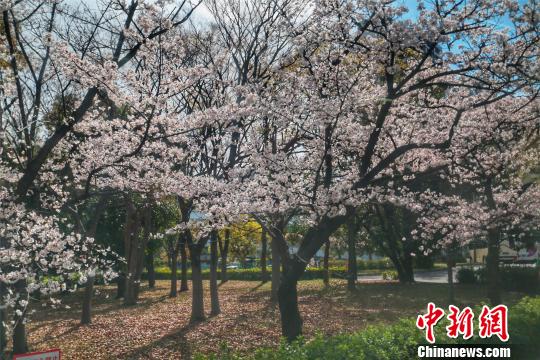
30, 322, 82, 347
249, 282, 266, 292
120, 321, 200, 359
121, 291, 281, 359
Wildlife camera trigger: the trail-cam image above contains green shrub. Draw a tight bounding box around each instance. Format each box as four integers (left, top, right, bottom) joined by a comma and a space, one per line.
381, 270, 398, 280
146, 267, 348, 281
456, 267, 476, 284
146, 259, 397, 282
327, 259, 347, 267
414, 255, 435, 269
195, 296, 540, 360
475, 266, 539, 294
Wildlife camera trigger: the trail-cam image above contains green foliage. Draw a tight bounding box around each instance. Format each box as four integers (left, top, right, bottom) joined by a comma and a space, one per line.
153, 198, 181, 231
456, 268, 477, 284
147, 266, 350, 281
381, 270, 398, 280
327, 259, 347, 267
196, 297, 540, 360
221, 220, 261, 263
413, 255, 435, 270
95, 199, 126, 257
475, 266, 539, 294
327, 258, 393, 270
356, 258, 393, 270
147, 259, 397, 281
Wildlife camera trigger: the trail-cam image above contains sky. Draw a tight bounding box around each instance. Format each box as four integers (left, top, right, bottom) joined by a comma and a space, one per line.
63, 0, 532, 26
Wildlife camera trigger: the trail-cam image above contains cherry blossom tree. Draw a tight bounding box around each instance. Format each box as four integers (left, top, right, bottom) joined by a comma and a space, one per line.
228, 0, 539, 340
2, 0, 539, 350
1, 0, 201, 353
412, 98, 540, 304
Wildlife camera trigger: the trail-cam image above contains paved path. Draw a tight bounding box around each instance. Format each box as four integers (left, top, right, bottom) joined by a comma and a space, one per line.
358, 264, 537, 283
357, 268, 456, 283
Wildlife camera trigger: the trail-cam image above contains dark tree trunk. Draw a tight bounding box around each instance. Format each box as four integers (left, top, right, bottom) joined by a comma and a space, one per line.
180, 235, 189, 292
388, 254, 414, 283
81, 275, 95, 325
123, 196, 140, 306
189, 243, 205, 322
486, 229, 501, 304
374, 227, 414, 283
124, 275, 137, 306
278, 259, 306, 342
146, 251, 156, 289
169, 247, 179, 297
323, 239, 330, 286
261, 228, 269, 282
484, 180, 501, 305
347, 217, 358, 291
271, 235, 281, 301
373, 204, 415, 284
401, 252, 415, 283
447, 255, 455, 303
219, 229, 230, 284
0, 282, 7, 353
80, 195, 108, 323
210, 232, 221, 316
116, 272, 126, 299
133, 205, 152, 300
401, 211, 416, 284
12, 280, 28, 355
276, 215, 347, 341
177, 198, 193, 291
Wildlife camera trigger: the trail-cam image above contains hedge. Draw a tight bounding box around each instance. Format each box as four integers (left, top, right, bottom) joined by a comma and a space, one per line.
145, 266, 350, 281
456, 267, 476, 284
145, 259, 395, 281
195, 296, 540, 360
475, 266, 539, 294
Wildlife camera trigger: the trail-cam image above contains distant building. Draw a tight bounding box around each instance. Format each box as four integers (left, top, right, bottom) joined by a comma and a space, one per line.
468, 240, 539, 264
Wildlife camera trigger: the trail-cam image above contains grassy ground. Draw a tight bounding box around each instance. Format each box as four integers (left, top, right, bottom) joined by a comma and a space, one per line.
20, 279, 526, 359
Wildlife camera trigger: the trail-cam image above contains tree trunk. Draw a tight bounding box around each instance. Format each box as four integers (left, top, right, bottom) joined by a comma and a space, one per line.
447, 255, 455, 304
81, 275, 95, 325
271, 235, 281, 301
347, 218, 357, 291
12, 280, 28, 355
261, 228, 269, 282
180, 235, 189, 292
484, 181, 501, 305
0, 282, 7, 354
79, 197, 107, 324
219, 229, 230, 284
278, 259, 306, 342
323, 239, 330, 286
146, 251, 156, 289
123, 196, 139, 306
486, 229, 501, 304
124, 275, 137, 306
401, 252, 415, 283
189, 243, 205, 322
169, 247, 179, 297
210, 232, 221, 316
133, 205, 152, 300
116, 272, 126, 299
276, 215, 347, 341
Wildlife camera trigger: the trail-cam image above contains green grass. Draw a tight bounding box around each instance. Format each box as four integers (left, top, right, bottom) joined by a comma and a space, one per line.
195, 296, 540, 360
